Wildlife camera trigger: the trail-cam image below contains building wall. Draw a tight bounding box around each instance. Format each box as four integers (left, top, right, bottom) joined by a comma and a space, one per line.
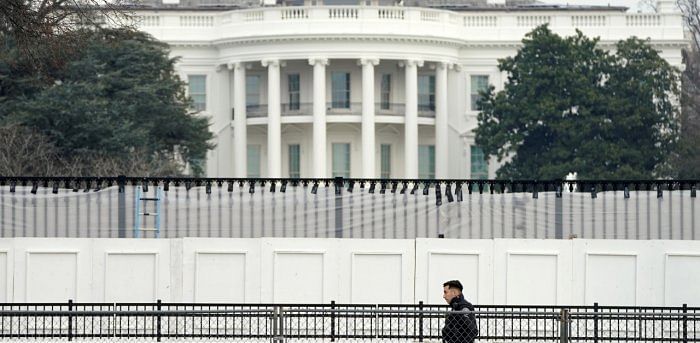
2, 237, 699, 305
135, 6, 686, 178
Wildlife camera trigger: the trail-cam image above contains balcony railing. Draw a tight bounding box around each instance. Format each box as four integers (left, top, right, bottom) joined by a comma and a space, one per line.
242, 102, 436, 118
375, 102, 405, 115
326, 101, 362, 115
246, 104, 268, 118
138, 8, 678, 31
282, 102, 312, 115
418, 104, 435, 118
130, 7, 682, 45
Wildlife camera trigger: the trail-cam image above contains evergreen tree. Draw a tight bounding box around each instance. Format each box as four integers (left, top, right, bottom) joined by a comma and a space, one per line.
474, 25, 680, 179
0, 28, 214, 176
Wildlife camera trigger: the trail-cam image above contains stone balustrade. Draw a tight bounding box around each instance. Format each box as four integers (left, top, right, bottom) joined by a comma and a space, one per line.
128, 6, 683, 44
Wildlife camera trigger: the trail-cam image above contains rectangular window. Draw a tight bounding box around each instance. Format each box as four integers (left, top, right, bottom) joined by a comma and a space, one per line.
247, 144, 261, 178
188, 75, 206, 111
246, 75, 261, 111
418, 145, 435, 179
331, 72, 350, 109
470, 75, 489, 111
332, 143, 351, 177
288, 144, 300, 178
418, 75, 435, 112
380, 74, 391, 110
470, 146, 488, 179
288, 74, 300, 111
380, 144, 391, 179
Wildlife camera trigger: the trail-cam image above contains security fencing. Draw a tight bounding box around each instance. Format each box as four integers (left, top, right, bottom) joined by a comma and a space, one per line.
0, 302, 698, 341
0, 176, 699, 239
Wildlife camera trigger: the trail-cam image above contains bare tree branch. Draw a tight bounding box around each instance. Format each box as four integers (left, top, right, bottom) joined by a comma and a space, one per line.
0, 124, 186, 177
670, 0, 700, 177
678, 0, 700, 48
638, 0, 658, 12
0, 0, 136, 69
0, 124, 60, 176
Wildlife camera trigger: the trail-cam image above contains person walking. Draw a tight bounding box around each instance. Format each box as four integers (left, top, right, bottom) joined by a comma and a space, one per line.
442, 280, 479, 343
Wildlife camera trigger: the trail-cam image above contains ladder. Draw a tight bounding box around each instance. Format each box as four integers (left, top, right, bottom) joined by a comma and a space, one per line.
134, 185, 163, 238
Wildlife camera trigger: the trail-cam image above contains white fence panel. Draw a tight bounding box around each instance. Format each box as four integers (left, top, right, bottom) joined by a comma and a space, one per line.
182, 238, 261, 303
92, 239, 171, 302
338, 239, 415, 304
0, 238, 699, 305
12, 238, 92, 302
493, 239, 573, 305
571, 240, 658, 306
414, 239, 493, 305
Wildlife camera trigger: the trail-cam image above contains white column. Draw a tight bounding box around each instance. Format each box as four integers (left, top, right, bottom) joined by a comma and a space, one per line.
213, 64, 231, 177
230, 62, 247, 178
403, 59, 423, 179
359, 58, 379, 178
435, 62, 449, 179
309, 58, 329, 178
262, 58, 282, 178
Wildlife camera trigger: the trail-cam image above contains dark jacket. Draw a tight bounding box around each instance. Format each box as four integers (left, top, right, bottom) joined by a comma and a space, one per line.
442, 294, 479, 343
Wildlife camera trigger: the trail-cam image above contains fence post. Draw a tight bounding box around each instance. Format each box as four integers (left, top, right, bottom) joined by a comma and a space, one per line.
683, 303, 688, 343
375, 304, 380, 340
280, 306, 285, 343
559, 308, 569, 343
68, 299, 73, 341
330, 300, 336, 342
555, 182, 564, 239
117, 175, 127, 238
111, 302, 117, 339
272, 306, 284, 343
272, 306, 278, 343
418, 301, 424, 342
334, 177, 344, 238
157, 299, 162, 342
593, 302, 599, 343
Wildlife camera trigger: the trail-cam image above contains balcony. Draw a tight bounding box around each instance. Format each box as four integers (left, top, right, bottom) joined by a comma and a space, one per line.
246, 104, 268, 118
375, 102, 405, 116
418, 104, 435, 118
131, 7, 683, 48
282, 102, 312, 116
241, 102, 436, 119
326, 102, 362, 115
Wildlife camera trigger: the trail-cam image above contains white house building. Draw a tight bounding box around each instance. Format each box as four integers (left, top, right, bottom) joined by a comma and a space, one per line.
129, 0, 685, 179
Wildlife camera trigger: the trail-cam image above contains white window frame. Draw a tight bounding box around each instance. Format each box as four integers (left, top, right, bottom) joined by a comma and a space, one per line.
331, 71, 351, 109
247, 144, 261, 178
332, 142, 351, 178
246, 74, 261, 110
288, 143, 301, 178
187, 74, 207, 111
470, 75, 490, 111
380, 143, 391, 179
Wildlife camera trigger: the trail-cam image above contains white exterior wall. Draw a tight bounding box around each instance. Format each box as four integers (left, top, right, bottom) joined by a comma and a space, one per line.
140, 6, 686, 178
2, 238, 700, 306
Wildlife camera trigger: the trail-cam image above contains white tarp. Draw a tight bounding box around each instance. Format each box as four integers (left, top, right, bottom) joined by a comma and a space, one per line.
0, 183, 697, 239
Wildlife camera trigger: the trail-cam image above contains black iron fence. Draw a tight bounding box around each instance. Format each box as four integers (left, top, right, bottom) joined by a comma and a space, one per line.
0, 302, 698, 341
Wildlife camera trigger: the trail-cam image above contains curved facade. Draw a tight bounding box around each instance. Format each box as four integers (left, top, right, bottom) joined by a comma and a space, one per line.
131, 1, 685, 178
